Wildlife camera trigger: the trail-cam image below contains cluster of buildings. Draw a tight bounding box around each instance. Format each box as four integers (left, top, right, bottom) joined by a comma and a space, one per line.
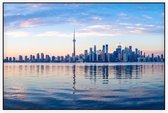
3, 43, 164, 63
4, 30, 164, 63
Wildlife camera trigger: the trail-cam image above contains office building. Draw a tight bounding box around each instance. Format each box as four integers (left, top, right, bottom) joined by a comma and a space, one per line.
19, 55, 23, 62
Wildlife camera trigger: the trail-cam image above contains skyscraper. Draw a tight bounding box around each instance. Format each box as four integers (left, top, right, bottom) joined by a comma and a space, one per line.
129, 46, 132, 52
116, 43, 122, 61
84, 50, 88, 62
89, 47, 92, 62
73, 28, 76, 62
151, 53, 154, 62
19, 55, 23, 62
30, 55, 33, 62
37, 53, 40, 61
94, 45, 97, 62
9, 57, 12, 62
6, 57, 8, 62
41, 53, 44, 62
13, 57, 16, 62
102, 45, 105, 62
25, 56, 28, 62
52, 56, 55, 62
105, 44, 108, 62
32, 55, 35, 61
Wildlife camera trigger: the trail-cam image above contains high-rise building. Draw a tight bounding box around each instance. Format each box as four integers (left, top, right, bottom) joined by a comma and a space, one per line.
65, 54, 71, 62
46, 55, 50, 62
123, 50, 128, 62
135, 48, 138, 55
84, 50, 88, 62
129, 46, 132, 52
151, 53, 154, 62
57, 56, 60, 62
105, 44, 108, 62
92, 51, 94, 62
25, 56, 28, 62
102, 45, 105, 62
37, 53, 40, 61
93, 45, 97, 62
52, 56, 55, 62
97, 50, 102, 62
89, 47, 92, 62
116, 43, 122, 61
30, 55, 33, 62
41, 53, 44, 62
161, 54, 164, 61
140, 51, 142, 57
19, 55, 23, 62
5, 57, 8, 62
9, 57, 12, 62
13, 57, 16, 62
32, 55, 35, 61
61, 56, 64, 61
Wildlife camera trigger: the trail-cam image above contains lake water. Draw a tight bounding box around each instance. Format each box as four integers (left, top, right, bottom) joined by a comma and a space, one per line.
4, 63, 165, 110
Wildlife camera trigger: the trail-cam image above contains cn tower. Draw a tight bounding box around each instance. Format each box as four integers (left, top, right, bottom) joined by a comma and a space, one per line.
73, 28, 76, 62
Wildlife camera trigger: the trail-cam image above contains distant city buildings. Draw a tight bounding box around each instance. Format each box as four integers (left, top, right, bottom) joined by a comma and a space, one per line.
4, 30, 164, 63
3, 43, 165, 63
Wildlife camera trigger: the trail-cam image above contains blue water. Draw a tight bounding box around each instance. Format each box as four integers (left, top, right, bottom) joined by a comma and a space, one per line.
4, 63, 165, 110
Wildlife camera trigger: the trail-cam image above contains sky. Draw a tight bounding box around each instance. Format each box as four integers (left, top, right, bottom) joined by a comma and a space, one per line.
4, 3, 164, 58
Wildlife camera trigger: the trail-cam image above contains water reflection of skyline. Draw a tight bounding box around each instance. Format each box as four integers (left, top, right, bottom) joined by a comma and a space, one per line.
72, 65, 76, 94
5, 63, 164, 74
5, 64, 164, 85
4, 63, 165, 109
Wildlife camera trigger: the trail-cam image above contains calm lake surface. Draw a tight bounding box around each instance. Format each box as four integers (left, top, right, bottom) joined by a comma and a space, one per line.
4, 63, 165, 110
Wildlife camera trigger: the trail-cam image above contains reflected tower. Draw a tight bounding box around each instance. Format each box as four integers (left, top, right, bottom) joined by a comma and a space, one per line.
72, 65, 76, 94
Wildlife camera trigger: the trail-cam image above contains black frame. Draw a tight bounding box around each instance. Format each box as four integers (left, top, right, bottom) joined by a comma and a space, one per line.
2, 2, 165, 110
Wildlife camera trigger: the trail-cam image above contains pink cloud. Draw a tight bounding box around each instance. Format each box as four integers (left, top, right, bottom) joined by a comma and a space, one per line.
5, 31, 29, 38
19, 18, 42, 28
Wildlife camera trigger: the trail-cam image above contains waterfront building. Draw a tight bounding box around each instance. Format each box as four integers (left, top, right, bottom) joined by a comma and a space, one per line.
19, 55, 23, 62
37, 53, 40, 62
89, 47, 92, 62
41, 53, 44, 62
102, 45, 105, 62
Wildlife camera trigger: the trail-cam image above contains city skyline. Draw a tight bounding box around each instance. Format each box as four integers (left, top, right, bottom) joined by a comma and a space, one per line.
4, 3, 164, 57
4, 41, 164, 63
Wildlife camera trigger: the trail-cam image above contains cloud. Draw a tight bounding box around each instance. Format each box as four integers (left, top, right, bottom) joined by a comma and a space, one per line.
119, 23, 132, 26
126, 26, 135, 29
5, 31, 30, 38
135, 23, 141, 26
81, 12, 89, 16
31, 4, 44, 8
118, 13, 127, 17
144, 24, 155, 27
36, 31, 71, 38
35, 25, 121, 38
78, 23, 163, 37
142, 15, 152, 19
78, 25, 122, 37
19, 18, 42, 28
4, 4, 164, 35
129, 29, 143, 34
81, 25, 112, 31
117, 13, 130, 20
91, 16, 102, 21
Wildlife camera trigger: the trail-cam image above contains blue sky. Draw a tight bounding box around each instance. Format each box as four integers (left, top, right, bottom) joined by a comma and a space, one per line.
4, 3, 164, 58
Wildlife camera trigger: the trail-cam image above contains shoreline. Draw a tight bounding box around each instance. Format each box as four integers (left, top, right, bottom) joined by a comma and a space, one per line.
3, 62, 164, 66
